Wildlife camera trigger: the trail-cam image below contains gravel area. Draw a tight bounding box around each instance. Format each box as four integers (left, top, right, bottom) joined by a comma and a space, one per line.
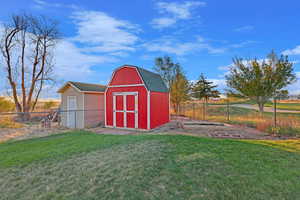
89, 119, 277, 140
0, 118, 285, 143
0, 123, 69, 142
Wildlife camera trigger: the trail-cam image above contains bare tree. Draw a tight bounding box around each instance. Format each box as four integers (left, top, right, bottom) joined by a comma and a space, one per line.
154, 56, 180, 88
0, 14, 60, 120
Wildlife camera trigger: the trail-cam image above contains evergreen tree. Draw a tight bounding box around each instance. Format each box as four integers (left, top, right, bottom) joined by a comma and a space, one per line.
192, 74, 220, 102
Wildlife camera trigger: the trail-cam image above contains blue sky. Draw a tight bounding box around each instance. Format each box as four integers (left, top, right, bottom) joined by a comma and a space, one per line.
0, 0, 300, 97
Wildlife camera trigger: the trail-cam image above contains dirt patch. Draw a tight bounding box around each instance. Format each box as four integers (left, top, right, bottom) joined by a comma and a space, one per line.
157, 120, 276, 140
87, 127, 141, 135
0, 118, 288, 142
88, 118, 278, 140
0, 123, 69, 143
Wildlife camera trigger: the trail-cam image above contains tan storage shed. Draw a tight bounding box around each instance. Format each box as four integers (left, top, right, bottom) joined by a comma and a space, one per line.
58, 81, 106, 128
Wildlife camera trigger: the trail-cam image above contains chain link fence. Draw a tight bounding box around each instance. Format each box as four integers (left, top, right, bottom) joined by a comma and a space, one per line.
175, 97, 300, 137
0, 109, 105, 129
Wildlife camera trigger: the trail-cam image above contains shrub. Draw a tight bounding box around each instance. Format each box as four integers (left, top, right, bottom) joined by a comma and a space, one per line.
0, 97, 15, 112
43, 101, 56, 110
0, 117, 23, 128
267, 126, 300, 137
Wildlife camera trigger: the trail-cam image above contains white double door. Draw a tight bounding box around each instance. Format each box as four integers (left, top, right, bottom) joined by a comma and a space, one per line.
113, 92, 138, 128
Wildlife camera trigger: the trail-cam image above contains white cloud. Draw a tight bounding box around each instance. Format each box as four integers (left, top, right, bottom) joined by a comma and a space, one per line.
285, 79, 300, 95
151, 17, 177, 29
230, 40, 257, 48
52, 10, 141, 82
151, 1, 206, 28
157, 1, 206, 19
218, 65, 231, 71
53, 40, 117, 81
71, 10, 140, 53
143, 36, 225, 55
282, 45, 300, 56
209, 79, 227, 91
33, 0, 79, 10
0, 9, 137, 89
234, 25, 254, 32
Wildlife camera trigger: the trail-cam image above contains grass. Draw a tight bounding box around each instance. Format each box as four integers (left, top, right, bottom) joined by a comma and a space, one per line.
0, 117, 23, 128
0, 131, 299, 200
265, 102, 300, 111
194, 98, 255, 106
205, 98, 300, 111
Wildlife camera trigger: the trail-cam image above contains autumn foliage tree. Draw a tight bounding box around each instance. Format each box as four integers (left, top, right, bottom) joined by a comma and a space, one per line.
170, 68, 190, 113
0, 14, 60, 120
226, 51, 296, 113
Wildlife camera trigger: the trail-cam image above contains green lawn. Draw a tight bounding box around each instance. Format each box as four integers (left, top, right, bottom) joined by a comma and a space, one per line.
264, 102, 300, 111
0, 131, 299, 200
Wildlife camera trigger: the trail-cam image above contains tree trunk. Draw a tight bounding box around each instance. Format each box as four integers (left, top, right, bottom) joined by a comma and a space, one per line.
174, 103, 180, 115
258, 102, 265, 113
22, 107, 31, 121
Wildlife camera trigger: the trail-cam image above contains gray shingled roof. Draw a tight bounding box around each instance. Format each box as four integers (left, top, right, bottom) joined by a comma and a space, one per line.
69, 81, 106, 92
135, 66, 168, 93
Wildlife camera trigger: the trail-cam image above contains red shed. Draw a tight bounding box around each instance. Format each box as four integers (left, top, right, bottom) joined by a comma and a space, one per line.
105, 65, 170, 130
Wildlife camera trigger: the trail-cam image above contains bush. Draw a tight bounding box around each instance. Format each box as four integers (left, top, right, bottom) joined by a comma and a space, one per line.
0, 97, 15, 112
0, 117, 23, 128
267, 126, 300, 137
43, 101, 56, 110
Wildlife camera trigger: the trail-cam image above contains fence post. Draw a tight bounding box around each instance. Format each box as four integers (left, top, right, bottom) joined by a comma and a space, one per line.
226, 99, 230, 122
202, 101, 205, 120
273, 97, 277, 128
74, 110, 77, 129
193, 103, 195, 119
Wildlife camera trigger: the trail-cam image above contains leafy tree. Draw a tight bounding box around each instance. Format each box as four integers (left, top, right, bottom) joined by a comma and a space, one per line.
170, 67, 190, 113
154, 56, 180, 88
275, 90, 289, 100
226, 51, 296, 112
192, 73, 220, 102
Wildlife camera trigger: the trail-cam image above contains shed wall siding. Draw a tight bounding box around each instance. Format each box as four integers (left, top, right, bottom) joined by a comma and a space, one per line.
60, 86, 84, 128
84, 93, 105, 127
150, 91, 170, 129
106, 86, 148, 129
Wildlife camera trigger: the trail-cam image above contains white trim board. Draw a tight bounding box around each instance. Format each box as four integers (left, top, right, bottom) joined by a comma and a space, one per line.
108, 84, 144, 88
112, 92, 138, 129
113, 92, 138, 96
147, 91, 150, 130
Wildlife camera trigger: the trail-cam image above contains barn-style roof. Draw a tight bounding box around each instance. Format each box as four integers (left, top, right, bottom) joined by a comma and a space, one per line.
58, 81, 106, 93
115, 65, 168, 93
136, 67, 168, 93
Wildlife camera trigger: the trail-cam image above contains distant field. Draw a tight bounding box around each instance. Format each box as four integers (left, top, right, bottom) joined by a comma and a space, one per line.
264, 102, 300, 111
